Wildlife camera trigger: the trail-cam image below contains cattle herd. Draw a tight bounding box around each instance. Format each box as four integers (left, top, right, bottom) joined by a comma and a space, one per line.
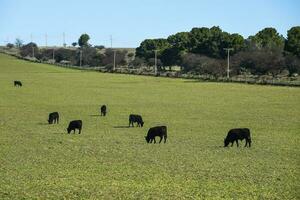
14, 80, 252, 147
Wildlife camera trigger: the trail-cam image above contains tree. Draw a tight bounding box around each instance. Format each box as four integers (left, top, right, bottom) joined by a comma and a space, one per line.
248, 27, 285, 50
232, 48, 285, 75
77, 46, 101, 66
6, 43, 14, 48
94, 45, 105, 50
130, 57, 146, 68
20, 42, 39, 57
54, 48, 77, 64
160, 47, 183, 66
72, 42, 77, 47
167, 32, 190, 51
15, 38, 23, 48
284, 54, 300, 74
285, 26, 300, 57
135, 39, 171, 60
100, 49, 127, 67
181, 53, 225, 76
78, 34, 90, 47
189, 26, 244, 58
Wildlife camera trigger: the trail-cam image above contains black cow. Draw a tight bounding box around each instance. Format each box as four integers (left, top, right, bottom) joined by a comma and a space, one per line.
100, 105, 107, 116
67, 120, 82, 134
48, 112, 59, 124
14, 81, 22, 87
129, 114, 144, 127
145, 126, 167, 144
224, 128, 251, 147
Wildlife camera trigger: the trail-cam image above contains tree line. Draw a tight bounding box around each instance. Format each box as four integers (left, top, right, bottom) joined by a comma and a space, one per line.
9, 34, 131, 69
135, 26, 300, 76
5, 26, 300, 77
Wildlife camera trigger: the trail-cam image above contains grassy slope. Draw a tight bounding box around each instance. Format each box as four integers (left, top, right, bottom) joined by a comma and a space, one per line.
0, 53, 299, 199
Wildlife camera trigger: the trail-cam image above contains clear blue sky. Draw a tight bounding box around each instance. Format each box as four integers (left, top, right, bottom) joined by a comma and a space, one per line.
0, 0, 299, 47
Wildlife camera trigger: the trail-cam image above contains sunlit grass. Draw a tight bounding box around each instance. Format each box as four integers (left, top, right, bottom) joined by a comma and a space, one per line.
0, 53, 299, 199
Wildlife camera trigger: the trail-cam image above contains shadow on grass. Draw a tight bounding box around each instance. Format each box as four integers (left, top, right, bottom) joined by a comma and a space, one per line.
89, 114, 100, 117
37, 122, 49, 125
113, 125, 130, 128
53, 132, 65, 135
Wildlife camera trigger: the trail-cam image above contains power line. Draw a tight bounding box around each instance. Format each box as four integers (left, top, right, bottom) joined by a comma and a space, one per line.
113, 49, 117, 71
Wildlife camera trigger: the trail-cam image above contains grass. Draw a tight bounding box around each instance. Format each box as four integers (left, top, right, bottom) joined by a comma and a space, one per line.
0, 53, 299, 199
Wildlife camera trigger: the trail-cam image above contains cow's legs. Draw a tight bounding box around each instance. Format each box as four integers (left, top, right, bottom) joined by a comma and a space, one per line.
73, 129, 75, 134
164, 136, 167, 143
159, 136, 163, 143
79, 128, 81, 134
245, 140, 248, 147
236, 140, 239, 147
231, 142, 234, 147
153, 137, 156, 143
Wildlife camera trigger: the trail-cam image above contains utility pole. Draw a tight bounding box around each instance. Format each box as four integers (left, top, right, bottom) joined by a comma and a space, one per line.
52, 48, 55, 61
223, 48, 234, 79
30, 34, 33, 43
154, 50, 159, 75
80, 50, 82, 67
113, 50, 116, 71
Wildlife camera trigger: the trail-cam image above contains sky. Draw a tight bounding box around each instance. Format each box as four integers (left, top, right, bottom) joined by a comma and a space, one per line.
0, 0, 299, 47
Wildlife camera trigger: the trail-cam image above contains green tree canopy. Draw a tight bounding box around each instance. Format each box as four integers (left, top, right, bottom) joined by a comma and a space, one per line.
249, 27, 285, 50
167, 32, 190, 51
135, 39, 171, 60
78, 33, 90, 47
285, 26, 300, 57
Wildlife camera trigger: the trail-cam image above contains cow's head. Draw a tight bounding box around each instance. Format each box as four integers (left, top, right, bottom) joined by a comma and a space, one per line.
67, 128, 71, 133
141, 121, 144, 127
224, 138, 230, 147
145, 136, 150, 143
48, 119, 52, 124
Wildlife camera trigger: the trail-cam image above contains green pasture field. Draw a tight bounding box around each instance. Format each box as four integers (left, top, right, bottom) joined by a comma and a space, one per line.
0, 53, 299, 199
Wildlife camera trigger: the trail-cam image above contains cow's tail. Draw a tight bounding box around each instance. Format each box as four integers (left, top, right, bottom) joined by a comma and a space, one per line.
246, 128, 251, 147
164, 126, 167, 143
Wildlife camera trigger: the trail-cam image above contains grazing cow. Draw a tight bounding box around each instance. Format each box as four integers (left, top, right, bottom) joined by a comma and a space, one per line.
129, 114, 144, 127
48, 112, 59, 124
14, 81, 22, 87
145, 126, 167, 144
224, 128, 251, 147
67, 120, 82, 134
100, 105, 107, 116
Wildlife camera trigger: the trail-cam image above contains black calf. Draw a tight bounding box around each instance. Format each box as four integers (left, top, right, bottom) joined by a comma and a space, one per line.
14, 81, 22, 87
224, 128, 251, 147
48, 112, 59, 124
100, 105, 107, 116
145, 126, 167, 144
129, 114, 144, 127
67, 120, 82, 134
